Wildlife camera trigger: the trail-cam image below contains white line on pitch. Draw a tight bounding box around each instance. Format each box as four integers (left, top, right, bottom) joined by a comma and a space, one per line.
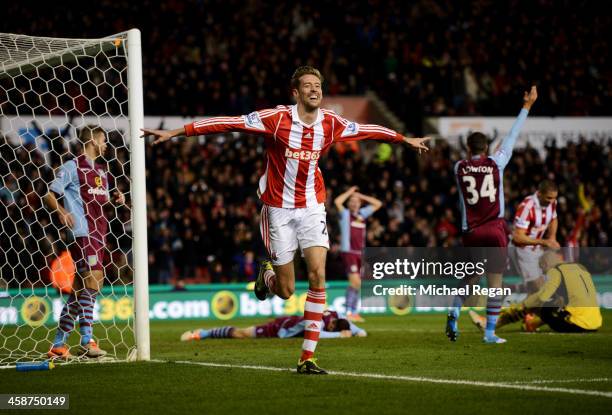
168, 360, 612, 399
509, 378, 611, 384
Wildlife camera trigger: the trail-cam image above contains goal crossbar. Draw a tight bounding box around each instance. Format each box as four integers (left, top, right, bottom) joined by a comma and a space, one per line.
0, 32, 129, 80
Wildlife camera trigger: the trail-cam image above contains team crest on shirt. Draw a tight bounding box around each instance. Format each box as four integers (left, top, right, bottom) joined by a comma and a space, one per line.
341, 122, 359, 137
244, 112, 266, 131
95, 176, 103, 187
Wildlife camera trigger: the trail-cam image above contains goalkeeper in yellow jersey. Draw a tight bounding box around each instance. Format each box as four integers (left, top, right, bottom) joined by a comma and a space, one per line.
470, 251, 602, 333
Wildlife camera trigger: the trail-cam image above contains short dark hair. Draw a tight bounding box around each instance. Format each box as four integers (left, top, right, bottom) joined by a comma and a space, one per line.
335, 318, 350, 332
78, 125, 106, 145
466, 132, 488, 154
538, 180, 558, 193
290, 66, 323, 89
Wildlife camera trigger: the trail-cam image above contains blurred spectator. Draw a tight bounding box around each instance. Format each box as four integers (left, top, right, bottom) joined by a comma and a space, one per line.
233, 250, 257, 282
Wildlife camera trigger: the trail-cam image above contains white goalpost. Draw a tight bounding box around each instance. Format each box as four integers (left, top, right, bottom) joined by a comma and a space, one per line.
0, 29, 150, 365
126, 29, 150, 362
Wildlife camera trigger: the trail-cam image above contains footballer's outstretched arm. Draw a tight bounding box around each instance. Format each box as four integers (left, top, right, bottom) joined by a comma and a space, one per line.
492, 86, 538, 168
141, 110, 280, 145
141, 126, 186, 145
331, 114, 429, 152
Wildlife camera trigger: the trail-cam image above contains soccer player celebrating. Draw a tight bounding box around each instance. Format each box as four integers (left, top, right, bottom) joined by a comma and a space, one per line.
180, 310, 366, 342
510, 180, 560, 293
469, 251, 602, 333
334, 185, 382, 322
142, 66, 429, 374
448, 86, 538, 344
45, 126, 124, 359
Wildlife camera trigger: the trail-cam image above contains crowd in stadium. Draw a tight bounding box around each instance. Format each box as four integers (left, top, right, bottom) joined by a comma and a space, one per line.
3, 1, 610, 135
1, 0, 611, 287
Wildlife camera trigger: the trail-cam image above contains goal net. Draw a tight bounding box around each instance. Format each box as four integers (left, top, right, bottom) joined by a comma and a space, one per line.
0, 30, 149, 366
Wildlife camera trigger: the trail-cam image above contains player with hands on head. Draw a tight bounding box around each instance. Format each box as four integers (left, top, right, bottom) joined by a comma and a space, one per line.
334, 185, 382, 322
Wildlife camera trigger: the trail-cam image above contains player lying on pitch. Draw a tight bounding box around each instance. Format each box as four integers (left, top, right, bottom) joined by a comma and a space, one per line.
180, 310, 366, 341
469, 251, 602, 333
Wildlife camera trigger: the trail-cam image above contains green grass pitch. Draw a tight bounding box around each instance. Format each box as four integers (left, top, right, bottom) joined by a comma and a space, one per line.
1, 312, 611, 414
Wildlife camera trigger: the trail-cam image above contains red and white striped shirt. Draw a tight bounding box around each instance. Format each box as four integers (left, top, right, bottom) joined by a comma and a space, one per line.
513, 193, 557, 248
184, 105, 403, 208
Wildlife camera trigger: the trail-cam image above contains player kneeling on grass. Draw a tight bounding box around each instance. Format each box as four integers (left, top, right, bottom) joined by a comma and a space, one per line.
181, 310, 366, 342
469, 251, 602, 333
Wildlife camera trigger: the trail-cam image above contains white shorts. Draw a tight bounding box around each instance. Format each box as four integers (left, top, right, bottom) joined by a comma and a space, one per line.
510, 244, 545, 283
260, 203, 330, 266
